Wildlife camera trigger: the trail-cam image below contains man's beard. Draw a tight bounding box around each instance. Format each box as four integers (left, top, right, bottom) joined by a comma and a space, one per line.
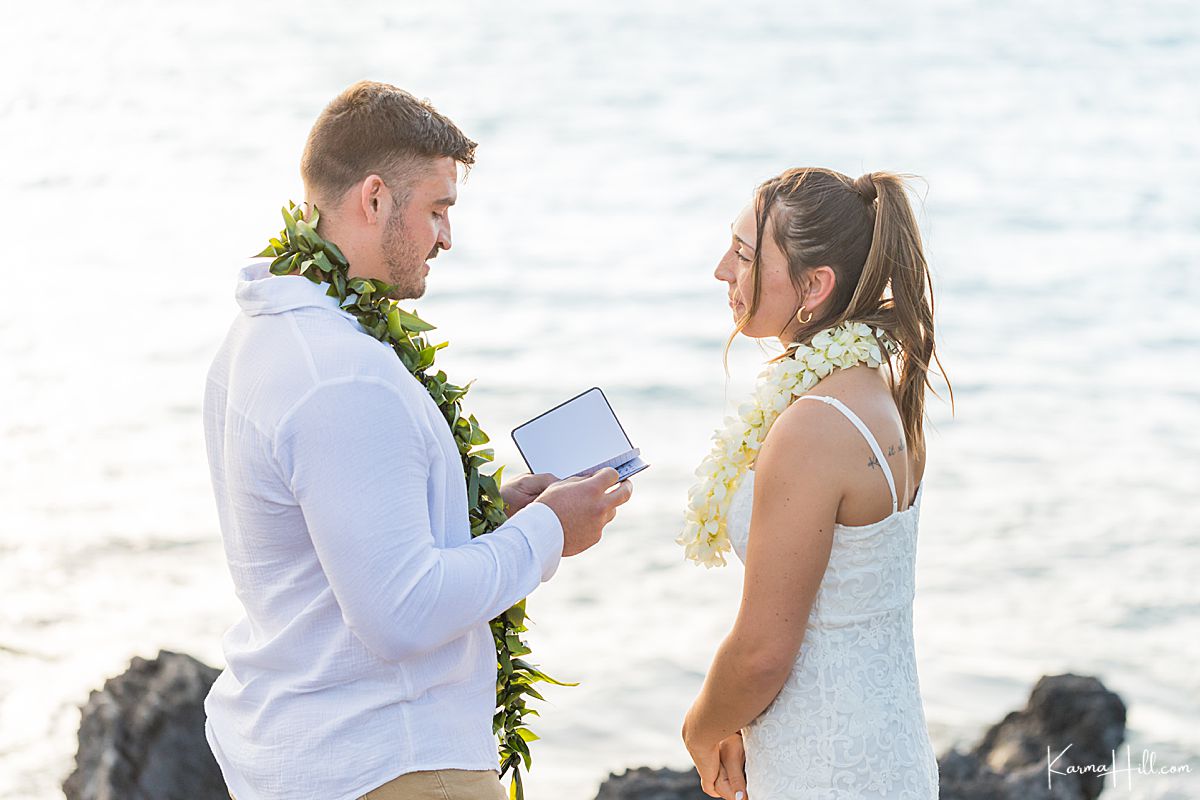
380, 212, 437, 301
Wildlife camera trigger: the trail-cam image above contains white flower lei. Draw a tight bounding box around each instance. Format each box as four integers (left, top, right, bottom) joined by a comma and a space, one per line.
677, 321, 899, 568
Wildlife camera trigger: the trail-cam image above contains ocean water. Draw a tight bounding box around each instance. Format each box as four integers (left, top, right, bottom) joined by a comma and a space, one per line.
2, 1, 1198, 798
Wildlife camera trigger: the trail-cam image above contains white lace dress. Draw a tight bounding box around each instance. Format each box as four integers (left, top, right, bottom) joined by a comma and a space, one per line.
726, 394, 939, 799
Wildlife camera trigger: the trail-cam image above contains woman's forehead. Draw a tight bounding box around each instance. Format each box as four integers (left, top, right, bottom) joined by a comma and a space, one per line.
732, 201, 776, 246
732, 203, 756, 237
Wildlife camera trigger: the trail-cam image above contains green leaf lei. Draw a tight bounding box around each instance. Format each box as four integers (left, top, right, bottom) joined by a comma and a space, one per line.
255, 201, 574, 800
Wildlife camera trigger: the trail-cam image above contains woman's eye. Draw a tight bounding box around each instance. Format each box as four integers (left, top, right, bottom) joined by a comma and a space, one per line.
734, 249, 750, 263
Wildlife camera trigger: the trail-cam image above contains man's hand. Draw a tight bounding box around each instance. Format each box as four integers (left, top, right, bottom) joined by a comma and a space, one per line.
500, 473, 557, 519
534, 468, 633, 557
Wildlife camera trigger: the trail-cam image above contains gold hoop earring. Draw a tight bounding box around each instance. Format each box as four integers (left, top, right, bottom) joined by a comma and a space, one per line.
797, 305, 813, 324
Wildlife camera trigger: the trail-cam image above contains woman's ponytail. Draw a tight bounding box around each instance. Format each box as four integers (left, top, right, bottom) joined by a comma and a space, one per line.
846, 171, 952, 462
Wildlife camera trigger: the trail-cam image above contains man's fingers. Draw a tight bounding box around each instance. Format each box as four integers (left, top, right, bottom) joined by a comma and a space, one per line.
588, 466, 620, 488
604, 479, 634, 508
555, 475, 588, 487
528, 472, 557, 491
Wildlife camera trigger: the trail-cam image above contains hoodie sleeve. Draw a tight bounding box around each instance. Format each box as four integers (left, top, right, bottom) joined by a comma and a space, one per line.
273, 375, 565, 663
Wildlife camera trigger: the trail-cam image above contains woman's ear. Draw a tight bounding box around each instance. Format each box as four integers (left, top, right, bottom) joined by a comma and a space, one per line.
808, 266, 838, 310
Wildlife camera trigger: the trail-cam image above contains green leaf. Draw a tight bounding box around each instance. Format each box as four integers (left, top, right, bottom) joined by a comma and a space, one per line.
468, 415, 490, 445
373, 278, 399, 296
281, 205, 297, 237
386, 309, 406, 339
349, 278, 374, 295
510, 734, 532, 771
324, 239, 348, 265
505, 604, 525, 628
468, 471, 480, 508
513, 659, 580, 687
268, 252, 293, 275
478, 471, 500, 500
312, 250, 333, 273
391, 307, 436, 333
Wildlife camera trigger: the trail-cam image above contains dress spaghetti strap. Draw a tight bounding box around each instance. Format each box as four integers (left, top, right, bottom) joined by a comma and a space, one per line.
796, 394, 898, 514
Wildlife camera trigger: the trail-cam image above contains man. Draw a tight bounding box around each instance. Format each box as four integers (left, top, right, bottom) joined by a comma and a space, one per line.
202, 80, 633, 800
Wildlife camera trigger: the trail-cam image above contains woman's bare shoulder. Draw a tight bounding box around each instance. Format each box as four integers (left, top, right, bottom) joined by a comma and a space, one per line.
760, 393, 862, 472
768, 367, 916, 474
783, 365, 926, 496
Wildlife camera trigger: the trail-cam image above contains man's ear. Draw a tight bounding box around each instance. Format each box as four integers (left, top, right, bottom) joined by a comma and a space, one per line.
358, 175, 387, 224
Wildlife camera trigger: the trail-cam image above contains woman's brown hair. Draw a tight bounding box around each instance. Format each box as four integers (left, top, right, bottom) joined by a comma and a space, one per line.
727, 167, 953, 462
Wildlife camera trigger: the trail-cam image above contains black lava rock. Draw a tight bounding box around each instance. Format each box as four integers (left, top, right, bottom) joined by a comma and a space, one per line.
63, 649, 226, 800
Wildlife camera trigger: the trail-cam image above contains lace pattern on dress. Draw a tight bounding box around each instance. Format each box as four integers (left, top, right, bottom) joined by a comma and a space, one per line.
724, 394, 939, 799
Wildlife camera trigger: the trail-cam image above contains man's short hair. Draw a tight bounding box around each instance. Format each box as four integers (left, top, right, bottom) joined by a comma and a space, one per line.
300, 80, 477, 203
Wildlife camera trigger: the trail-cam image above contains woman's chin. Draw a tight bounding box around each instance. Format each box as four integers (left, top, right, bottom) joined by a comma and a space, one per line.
733, 311, 763, 335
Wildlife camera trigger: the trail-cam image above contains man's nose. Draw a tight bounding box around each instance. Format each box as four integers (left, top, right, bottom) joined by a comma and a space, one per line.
438, 220, 452, 252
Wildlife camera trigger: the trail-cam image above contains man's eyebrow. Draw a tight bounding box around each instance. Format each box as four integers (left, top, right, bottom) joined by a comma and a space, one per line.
434, 195, 456, 206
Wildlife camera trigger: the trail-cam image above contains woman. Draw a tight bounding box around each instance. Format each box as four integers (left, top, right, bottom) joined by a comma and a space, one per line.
678, 168, 952, 799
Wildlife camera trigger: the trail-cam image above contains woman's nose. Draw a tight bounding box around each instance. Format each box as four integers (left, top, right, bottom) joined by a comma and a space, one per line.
714, 251, 735, 283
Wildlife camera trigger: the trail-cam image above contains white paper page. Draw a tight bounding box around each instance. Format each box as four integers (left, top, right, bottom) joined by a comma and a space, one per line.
513, 388, 632, 479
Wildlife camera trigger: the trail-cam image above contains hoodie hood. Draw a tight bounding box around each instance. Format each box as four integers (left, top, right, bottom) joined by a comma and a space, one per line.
235, 261, 358, 322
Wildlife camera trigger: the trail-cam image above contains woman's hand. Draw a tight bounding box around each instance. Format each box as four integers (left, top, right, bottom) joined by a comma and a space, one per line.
683, 710, 747, 798
685, 736, 722, 798
499, 473, 556, 518
713, 732, 748, 800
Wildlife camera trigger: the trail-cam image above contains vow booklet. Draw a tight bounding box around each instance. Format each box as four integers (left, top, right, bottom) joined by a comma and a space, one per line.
511, 387, 649, 481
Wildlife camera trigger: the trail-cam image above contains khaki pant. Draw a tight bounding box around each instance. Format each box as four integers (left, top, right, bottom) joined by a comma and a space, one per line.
229, 768, 506, 800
